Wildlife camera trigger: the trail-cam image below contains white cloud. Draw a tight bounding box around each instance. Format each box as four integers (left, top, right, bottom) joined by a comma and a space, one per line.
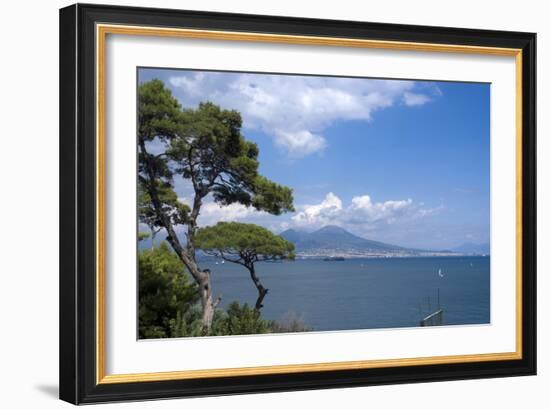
168, 73, 438, 157
173, 192, 444, 246
291, 192, 436, 229
415, 205, 444, 218
199, 202, 258, 224
274, 130, 327, 157
347, 195, 413, 224
402, 92, 431, 106
178, 197, 269, 227
291, 192, 343, 227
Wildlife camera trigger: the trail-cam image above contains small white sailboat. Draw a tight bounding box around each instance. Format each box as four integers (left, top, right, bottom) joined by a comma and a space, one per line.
221, 259, 225, 264
438, 268, 444, 278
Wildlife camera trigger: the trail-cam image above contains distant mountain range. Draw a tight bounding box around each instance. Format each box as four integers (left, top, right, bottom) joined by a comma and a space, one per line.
139, 224, 489, 258
450, 242, 490, 255
281, 225, 403, 253
280, 225, 454, 258
280, 225, 490, 258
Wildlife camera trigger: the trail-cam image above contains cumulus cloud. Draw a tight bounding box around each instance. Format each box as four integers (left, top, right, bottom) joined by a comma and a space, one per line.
178, 197, 270, 227
415, 205, 444, 218
291, 192, 343, 226
181, 192, 439, 231
172, 191, 443, 246
347, 195, 413, 224
168, 72, 438, 157
274, 130, 327, 156
291, 192, 435, 229
402, 92, 431, 106
199, 202, 258, 224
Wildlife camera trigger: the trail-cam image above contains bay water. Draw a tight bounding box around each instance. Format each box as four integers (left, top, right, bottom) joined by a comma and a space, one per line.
200, 256, 490, 332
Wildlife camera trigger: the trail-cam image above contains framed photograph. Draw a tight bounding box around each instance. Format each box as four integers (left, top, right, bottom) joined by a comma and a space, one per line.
59, 3, 536, 404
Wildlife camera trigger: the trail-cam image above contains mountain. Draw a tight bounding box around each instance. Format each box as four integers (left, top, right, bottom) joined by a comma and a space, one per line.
280, 225, 408, 255
450, 242, 490, 255
140, 224, 459, 258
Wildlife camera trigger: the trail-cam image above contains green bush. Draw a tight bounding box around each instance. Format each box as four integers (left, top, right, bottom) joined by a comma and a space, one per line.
139, 242, 199, 338
270, 312, 310, 333
168, 301, 310, 337
138, 242, 310, 338
217, 302, 275, 335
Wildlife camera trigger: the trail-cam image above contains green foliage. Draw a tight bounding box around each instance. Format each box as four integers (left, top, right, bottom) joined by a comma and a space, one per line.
270, 313, 311, 333
169, 306, 207, 338
138, 80, 186, 233
138, 243, 199, 338
216, 302, 275, 335
138, 80, 294, 226
168, 303, 271, 337
167, 101, 294, 214
195, 222, 295, 262
167, 302, 270, 337
167, 302, 310, 338
195, 222, 295, 310
138, 79, 183, 142
138, 231, 150, 241
251, 175, 295, 215
137, 79, 295, 331
138, 179, 190, 230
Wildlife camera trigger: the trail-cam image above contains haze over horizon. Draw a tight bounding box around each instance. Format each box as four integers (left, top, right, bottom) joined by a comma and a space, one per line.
139, 68, 490, 250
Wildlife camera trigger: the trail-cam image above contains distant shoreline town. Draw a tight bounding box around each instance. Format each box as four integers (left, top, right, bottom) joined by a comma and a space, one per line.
279, 225, 489, 260
141, 224, 490, 259
293, 250, 488, 260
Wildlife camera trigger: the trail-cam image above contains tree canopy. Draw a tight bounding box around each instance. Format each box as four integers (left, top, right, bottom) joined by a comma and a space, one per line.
195, 222, 295, 309
138, 243, 199, 338
138, 80, 294, 232
195, 222, 295, 262
137, 79, 295, 330
166, 101, 295, 218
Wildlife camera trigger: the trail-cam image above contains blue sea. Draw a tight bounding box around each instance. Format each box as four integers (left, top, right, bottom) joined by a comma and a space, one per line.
200, 256, 490, 331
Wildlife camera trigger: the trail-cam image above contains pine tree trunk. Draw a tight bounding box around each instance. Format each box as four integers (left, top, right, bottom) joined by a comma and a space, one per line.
166, 233, 218, 333
198, 273, 218, 331
139, 139, 218, 333
248, 264, 269, 310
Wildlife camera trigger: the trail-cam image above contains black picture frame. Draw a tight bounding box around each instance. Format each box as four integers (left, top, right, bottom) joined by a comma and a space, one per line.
60, 3, 536, 404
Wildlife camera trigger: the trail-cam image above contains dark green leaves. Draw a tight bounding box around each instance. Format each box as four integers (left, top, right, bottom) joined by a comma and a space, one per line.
138, 79, 294, 222
195, 222, 295, 261
215, 302, 274, 335
138, 243, 199, 338
138, 179, 190, 229
137, 79, 296, 326
252, 176, 295, 215
138, 79, 183, 141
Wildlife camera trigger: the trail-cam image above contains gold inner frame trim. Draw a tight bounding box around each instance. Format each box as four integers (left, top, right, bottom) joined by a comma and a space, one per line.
95, 23, 523, 385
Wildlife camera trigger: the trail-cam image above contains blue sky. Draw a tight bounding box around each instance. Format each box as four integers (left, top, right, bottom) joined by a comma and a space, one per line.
139, 68, 490, 250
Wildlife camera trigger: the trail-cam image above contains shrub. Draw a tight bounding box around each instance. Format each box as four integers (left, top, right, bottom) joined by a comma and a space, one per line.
139, 242, 199, 338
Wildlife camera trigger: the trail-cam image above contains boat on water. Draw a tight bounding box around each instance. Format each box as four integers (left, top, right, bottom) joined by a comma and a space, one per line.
323, 256, 345, 261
